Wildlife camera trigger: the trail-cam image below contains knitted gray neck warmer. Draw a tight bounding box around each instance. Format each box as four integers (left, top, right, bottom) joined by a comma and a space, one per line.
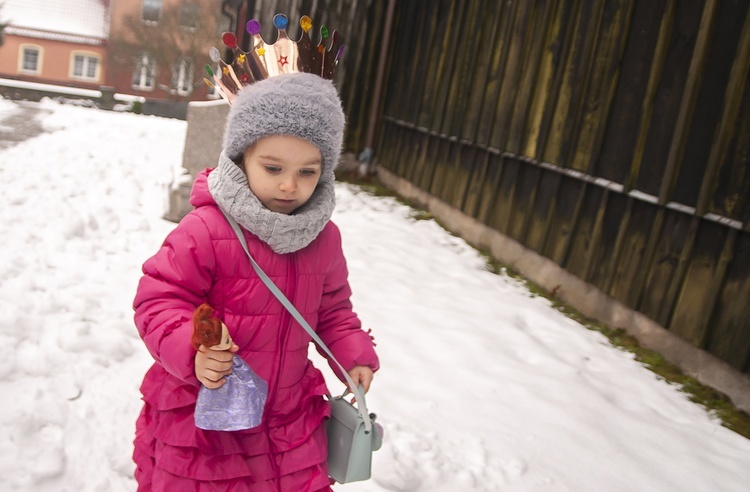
208, 152, 335, 254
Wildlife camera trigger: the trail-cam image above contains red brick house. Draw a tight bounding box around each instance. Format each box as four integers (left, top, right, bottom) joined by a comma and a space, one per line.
107, 0, 225, 102
0, 0, 109, 90
0, 0, 225, 104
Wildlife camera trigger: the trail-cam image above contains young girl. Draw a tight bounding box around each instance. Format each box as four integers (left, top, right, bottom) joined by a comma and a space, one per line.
133, 72, 379, 491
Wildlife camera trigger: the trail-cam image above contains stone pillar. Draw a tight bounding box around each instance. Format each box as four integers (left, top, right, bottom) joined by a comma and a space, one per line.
164, 99, 229, 222
98, 86, 116, 110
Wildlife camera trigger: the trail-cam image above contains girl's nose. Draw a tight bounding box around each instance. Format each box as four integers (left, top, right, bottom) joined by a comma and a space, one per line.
279, 175, 297, 192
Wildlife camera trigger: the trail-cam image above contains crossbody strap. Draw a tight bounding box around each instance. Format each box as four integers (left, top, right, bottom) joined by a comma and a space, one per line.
220, 209, 373, 433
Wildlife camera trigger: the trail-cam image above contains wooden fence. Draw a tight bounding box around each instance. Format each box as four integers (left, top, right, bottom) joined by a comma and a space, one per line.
373, 0, 750, 375
224, 0, 750, 376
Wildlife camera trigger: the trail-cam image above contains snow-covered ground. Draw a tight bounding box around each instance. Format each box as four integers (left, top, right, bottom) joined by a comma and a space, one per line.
0, 97, 748, 491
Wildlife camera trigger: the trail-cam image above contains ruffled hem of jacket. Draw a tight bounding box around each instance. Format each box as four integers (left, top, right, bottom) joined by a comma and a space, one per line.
135, 365, 332, 482
134, 441, 333, 491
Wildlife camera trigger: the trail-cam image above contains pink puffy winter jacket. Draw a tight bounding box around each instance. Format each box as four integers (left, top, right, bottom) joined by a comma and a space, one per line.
132, 168, 379, 491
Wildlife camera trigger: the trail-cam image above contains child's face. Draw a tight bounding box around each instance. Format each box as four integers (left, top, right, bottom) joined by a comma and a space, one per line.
242, 135, 323, 214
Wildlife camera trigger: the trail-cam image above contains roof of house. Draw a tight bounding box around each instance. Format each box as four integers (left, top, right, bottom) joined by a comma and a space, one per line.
2, 0, 109, 42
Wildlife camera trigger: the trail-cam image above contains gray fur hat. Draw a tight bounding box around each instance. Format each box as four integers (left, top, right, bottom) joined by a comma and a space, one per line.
222, 72, 345, 183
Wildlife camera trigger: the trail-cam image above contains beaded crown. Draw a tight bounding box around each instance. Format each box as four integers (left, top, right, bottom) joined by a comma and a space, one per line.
206, 13, 344, 104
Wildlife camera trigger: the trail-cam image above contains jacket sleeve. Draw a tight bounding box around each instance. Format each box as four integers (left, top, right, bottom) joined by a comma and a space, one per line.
315, 223, 380, 380
133, 213, 216, 385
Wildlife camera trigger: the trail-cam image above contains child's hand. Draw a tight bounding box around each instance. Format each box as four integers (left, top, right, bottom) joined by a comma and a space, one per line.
195, 342, 239, 389
347, 365, 374, 393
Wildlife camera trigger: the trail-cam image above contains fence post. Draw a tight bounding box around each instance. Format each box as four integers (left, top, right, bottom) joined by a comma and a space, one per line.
658, 0, 718, 204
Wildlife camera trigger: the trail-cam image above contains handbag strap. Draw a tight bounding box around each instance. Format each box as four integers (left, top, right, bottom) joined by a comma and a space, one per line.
220, 209, 373, 434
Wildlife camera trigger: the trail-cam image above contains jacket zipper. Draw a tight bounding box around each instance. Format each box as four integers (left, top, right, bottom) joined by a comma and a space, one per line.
267, 253, 296, 491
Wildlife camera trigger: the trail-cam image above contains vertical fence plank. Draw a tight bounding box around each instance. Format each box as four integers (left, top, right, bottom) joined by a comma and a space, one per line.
437, 140, 466, 206
637, 212, 695, 326
475, 152, 505, 224
438, 1, 487, 209
443, 0, 486, 138
488, 1, 534, 150
706, 232, 750, 371
341, 0, 385, 153
542, 178, 587, 266
460, 0, 506, 142
507, 162, 542, 243
624, 0, 675, 192
417, 0, 455, 129
587, 191, 630, 291
608, 199, 657, 305
428, 138, 454, 197
596, 0, 668, 186
527, 171, 563, 254
402, 127, 425, 184
383, 0, 420, 121
713, 79, 750, 223
374, 121, 392, 172
542, 0, 603, 168
601, 196, 633, 294
508, 0, 555, 155
693, 229, 737, 348
573, 0, 634, 175
430, 0, 467, 132
636, 1, 702, 197
475, 1, 517, 146
443, 143, 469, 208
419, 133, 442, 192
391, 124, 411, 178
524, 0, 575, 159
658, 216, 700, 328
673, 0, 748, 209
400, 1, 438, 125
658, 0, 718, 203
454, 145, 480, 211
564, 186, 606, 281
410, 132, 431, 190
463, 150, 491, 218
669, 222, 732, 346
696, 4, 750, 216
488, 155, 520, 234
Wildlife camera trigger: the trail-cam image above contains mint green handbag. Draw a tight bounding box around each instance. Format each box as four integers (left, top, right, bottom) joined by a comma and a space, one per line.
222, 210, 383, 483
327, 388, 383, 482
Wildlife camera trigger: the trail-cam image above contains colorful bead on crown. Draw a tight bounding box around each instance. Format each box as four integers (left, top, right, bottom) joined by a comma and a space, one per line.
205, 13, 344, 104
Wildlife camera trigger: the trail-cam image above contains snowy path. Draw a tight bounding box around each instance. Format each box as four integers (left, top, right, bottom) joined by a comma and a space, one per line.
0, 98, 748, 491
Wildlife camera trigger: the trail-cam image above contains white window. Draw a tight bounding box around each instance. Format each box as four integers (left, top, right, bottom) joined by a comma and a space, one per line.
179, 3, 199, 31
19, 45, 42, 73
132, 54, 156, 91
173, 57, 194, 96
71, 53, 100, 81
141, 0, 162, 24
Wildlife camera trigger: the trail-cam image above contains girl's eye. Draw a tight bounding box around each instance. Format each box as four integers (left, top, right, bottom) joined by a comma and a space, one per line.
264, 165, 282, 173
300, 168, 319, 177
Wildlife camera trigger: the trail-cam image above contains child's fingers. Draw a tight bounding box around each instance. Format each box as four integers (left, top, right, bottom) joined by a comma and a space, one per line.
203, 358, 234, 374
195, 346, 235, 388
359, 372, 373, 392
197, 364, 233, 386
347, 366, 374, 394
200, 345, 235, 362
200, 374, 228, 389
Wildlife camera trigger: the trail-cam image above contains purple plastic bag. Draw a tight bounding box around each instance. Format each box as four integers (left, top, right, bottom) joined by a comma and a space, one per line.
194, 355, 268, 431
